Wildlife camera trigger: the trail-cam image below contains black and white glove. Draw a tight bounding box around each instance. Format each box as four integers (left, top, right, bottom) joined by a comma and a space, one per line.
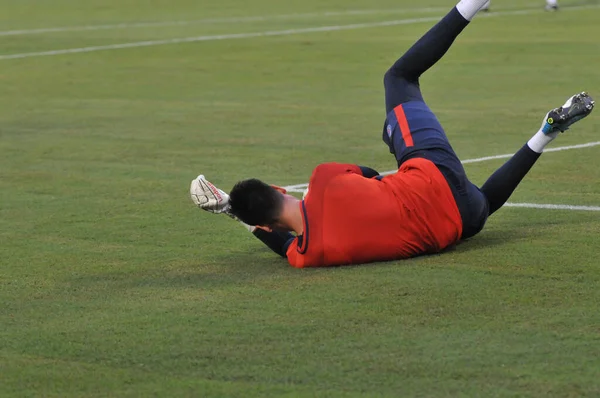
190, 175, 231, 214
190, 175, 256, 232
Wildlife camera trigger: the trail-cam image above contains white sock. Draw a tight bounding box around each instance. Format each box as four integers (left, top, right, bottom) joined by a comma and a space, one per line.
547, 0, 558, 6
456, 0, 490, 20
527, 129, 559, 153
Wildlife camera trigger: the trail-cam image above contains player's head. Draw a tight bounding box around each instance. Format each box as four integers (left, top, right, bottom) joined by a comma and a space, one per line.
229, 179, 286, 228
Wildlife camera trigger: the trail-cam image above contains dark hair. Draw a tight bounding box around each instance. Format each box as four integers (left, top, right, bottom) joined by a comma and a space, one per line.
229, 179, 284, 226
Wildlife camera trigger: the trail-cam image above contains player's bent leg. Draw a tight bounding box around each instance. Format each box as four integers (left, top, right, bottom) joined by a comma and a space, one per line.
385, 7, 470, 85
383, 6, 472, 113
380, 0, 493, 239
481, 92, 595, 215
383, 0, 492, 110
383, 74, 423, 114
382, 0, 488, 160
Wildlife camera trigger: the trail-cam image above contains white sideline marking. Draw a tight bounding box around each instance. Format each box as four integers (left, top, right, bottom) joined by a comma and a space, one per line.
503, 203, 600, 211
284, 141, 600, 191
463, 141, 600, 164
283, 141, 600, 214
0, 16, 441, 60
2, 5, 599, 61
0, 7, 448, 37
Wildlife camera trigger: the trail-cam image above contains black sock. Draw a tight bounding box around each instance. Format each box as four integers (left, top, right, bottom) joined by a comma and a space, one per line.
387, 7, 470, 81
480, 144, 542, 215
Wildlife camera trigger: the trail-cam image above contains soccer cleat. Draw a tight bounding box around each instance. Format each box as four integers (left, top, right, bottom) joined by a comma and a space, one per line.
545, 4, 558, 11
541, 92, 595, 134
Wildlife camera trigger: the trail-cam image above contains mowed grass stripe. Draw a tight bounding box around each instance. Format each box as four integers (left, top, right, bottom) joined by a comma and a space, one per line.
1, 5, 599, 61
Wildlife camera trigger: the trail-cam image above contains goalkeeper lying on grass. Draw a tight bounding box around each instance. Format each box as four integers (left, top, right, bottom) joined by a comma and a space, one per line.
190, 0, 594, 268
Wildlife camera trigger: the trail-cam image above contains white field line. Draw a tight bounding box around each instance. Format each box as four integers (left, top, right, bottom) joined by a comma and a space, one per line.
0, 16, 441, 60
2, 4, 599, 61
0, 7, 449, 37
463, 141, 600, 165
284, 141, 600, 192
283, 140, 600, 212
503, 203, 600, 211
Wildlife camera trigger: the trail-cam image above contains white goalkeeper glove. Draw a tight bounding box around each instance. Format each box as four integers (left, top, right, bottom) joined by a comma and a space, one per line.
189, 175, 256, 232
190, 175, 231, 214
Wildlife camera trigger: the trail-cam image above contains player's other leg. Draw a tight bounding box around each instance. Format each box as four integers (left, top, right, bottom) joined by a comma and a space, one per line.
381, 0, 489, 161
480, 92, 594, 215
383, 0, 489, 113
381, 0, 491, 239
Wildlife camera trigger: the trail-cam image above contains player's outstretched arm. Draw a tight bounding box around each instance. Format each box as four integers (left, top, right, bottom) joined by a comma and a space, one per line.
190, 175, 294, 258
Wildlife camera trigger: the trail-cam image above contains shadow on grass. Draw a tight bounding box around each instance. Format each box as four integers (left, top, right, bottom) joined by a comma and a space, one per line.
62, 212, 595, 295
453, 228, 534, 254
63, 248, 294, 295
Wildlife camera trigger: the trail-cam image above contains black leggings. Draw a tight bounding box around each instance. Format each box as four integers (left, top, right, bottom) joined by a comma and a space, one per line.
383, 7, 469, 113
381, 6, 542, 237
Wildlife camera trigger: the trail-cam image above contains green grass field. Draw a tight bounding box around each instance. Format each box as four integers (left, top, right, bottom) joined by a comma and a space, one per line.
1, 0, 600, 396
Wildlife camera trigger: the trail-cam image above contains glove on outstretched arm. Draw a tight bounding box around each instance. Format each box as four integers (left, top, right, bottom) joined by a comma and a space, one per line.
190, 175, 232, 214
189, 175, 294, 257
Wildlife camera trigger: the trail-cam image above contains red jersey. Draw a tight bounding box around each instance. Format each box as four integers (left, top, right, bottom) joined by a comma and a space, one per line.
286, 158, 462, 267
